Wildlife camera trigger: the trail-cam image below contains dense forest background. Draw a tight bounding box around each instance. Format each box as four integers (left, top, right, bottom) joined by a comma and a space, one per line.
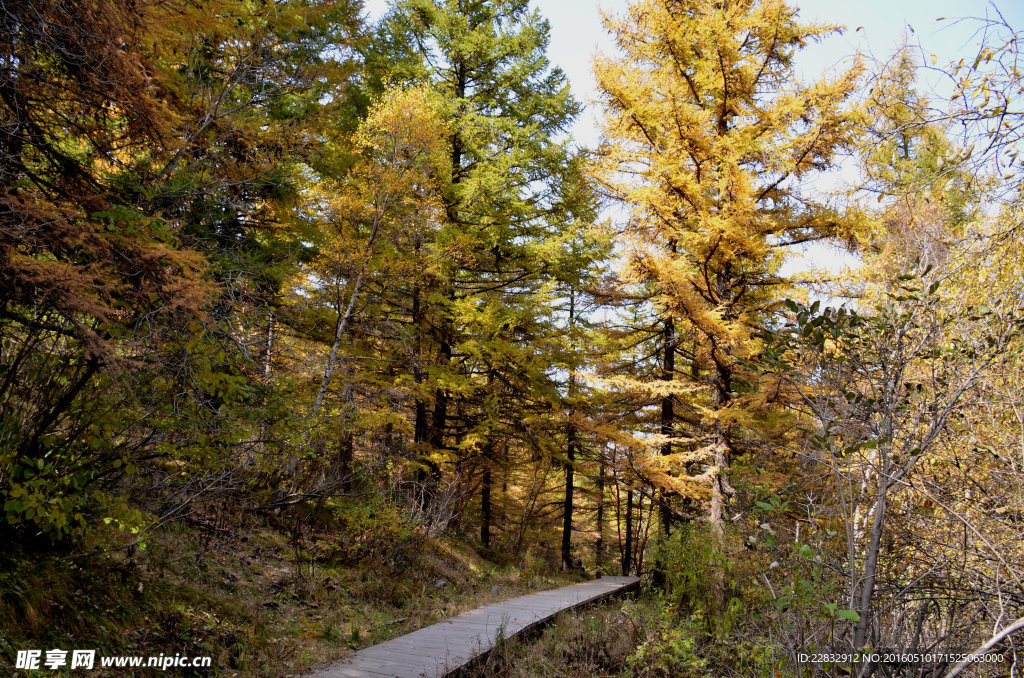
3, 0, 1024, 675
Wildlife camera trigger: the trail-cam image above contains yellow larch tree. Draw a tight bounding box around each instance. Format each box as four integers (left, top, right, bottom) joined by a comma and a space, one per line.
592, 0, 863, 527
283, 85, 447, 484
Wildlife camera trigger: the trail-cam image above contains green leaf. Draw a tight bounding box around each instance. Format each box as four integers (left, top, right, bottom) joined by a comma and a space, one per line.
836, 609, 861, 621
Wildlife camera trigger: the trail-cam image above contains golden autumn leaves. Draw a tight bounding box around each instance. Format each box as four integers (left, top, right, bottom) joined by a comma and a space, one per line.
590, 0, 866, 521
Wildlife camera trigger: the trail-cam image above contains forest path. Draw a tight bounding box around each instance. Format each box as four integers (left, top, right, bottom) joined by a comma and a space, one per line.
309, 575, 640, 678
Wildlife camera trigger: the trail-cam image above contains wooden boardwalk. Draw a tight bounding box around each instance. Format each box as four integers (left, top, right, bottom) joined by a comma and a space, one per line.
311, 575, 640, 678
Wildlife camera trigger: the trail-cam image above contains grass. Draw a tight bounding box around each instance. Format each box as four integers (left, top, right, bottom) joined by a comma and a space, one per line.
0, 517, 585, 677
461, 594, 661, 678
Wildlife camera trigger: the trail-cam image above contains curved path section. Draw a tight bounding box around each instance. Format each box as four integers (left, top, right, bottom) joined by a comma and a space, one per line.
312, 575, 640, 678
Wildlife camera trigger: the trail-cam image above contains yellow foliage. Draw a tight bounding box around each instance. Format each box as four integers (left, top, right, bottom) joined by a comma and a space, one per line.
592, 0, 864, 519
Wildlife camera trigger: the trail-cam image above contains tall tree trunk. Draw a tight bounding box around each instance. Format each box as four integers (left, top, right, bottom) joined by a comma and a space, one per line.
852, 469, 890, 655
653, 311, 676, 588
659, 240, 677, 536
708, 370, 733, 525
411, 272, 432, 508
622, 488, 634, 576
480, 371, 496, 549
481, 465, 491, 549
421, 335, 450, 506
337, 364, 355, 485
709, 265, 735, 526
561, 287, 578, 572
263, 314, 274, 379
561, 424, 576, 571
595, 459, 605, 568
256, 314, 274, 461
412, 278, 430, 454
313, 257, 373, 415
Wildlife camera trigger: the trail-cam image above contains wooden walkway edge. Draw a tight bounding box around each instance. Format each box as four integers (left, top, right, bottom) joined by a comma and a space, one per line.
310, 575, 640, 678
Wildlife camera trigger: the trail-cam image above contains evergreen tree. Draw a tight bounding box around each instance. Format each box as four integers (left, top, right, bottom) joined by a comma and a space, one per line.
375, 0, 602, 521
0, 0, 364, 538
593, 0, 862, 527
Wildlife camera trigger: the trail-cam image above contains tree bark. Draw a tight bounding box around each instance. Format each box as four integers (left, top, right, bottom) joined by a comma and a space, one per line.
263, 314, 274, 379
481, 465, 491, 549
313, 261, 370, 415
709, 264, 735, 526
561, 424, 576, 571
595, 459, 605, 568
420, 335, 450, 506
852, 469, 889, 655
623, 488, 634, 576
336, 364, 355, 485
561, 287, 578, 572
709, 360, 734, 525
659, 244, 677, 536
943, 616, 1024, 678
653, 312, 676, 588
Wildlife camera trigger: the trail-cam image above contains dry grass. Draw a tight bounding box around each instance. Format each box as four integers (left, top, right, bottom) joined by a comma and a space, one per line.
0, 520, 583, 677
461, 595, 657, 678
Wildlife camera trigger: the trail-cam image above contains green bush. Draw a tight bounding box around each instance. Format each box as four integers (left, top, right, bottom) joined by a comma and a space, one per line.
315, 498, 424, 567
625, 598, 708, 677
653, 524, 737, 622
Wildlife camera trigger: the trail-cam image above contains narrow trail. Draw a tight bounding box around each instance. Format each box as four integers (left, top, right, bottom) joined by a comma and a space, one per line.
310, 575, 640, 678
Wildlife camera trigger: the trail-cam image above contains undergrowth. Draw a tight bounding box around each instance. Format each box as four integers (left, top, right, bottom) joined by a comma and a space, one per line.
0, 511, 582, 677
462, 596, 656, 678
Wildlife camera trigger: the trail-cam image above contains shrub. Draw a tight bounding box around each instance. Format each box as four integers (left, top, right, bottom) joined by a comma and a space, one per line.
315, 498, 424, 567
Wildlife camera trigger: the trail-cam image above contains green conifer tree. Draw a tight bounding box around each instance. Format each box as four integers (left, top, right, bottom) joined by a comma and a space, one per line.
375, 0, 604, 524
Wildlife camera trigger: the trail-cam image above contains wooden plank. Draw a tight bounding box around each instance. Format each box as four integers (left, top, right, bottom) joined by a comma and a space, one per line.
310, 576, 639, 678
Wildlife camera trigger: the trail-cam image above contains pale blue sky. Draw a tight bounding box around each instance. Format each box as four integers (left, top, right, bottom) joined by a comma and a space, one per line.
362, 0, 1022, 148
